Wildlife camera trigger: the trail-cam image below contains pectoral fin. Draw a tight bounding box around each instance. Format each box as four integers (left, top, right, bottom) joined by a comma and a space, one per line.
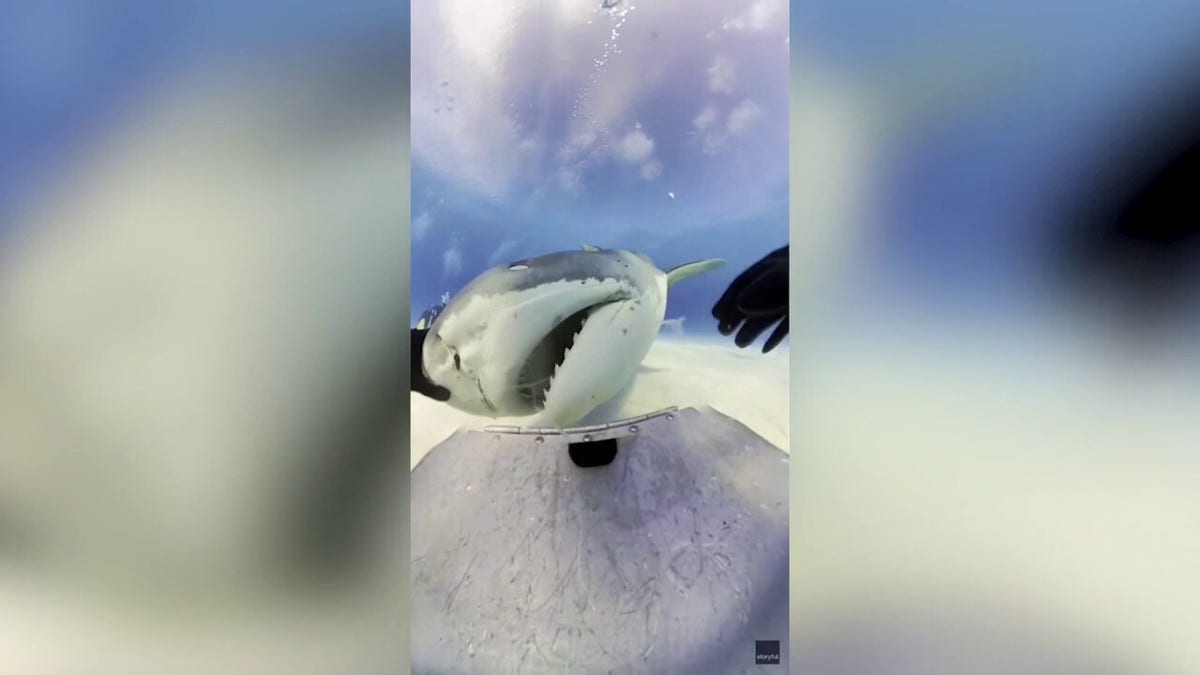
666, 258, 725, 288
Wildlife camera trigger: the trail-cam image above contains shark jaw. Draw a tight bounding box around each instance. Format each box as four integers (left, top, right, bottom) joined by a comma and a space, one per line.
515, 303, 594, 409
423, 274, 642, 421
423, 246, 720, 428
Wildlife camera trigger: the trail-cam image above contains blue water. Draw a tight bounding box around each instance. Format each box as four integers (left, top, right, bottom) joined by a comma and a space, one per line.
791, 0, 1200, 319
0, 0, 408, 230
410, 2, 789, 339
409, 166, 787, 337
4, 0, 1197, 336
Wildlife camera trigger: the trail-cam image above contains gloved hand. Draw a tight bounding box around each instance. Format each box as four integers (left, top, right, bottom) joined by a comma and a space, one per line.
411, 328, 451, 401
712, 245, 788, 353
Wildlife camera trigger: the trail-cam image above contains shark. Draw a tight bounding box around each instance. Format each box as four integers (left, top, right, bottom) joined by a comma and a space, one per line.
421, 245, 724, 428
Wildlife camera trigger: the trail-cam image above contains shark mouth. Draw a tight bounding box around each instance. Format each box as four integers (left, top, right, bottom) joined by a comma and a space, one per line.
516, 304, 599, 408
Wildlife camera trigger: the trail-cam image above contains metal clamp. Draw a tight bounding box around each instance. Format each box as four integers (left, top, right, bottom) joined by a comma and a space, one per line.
484, 406, 679, 443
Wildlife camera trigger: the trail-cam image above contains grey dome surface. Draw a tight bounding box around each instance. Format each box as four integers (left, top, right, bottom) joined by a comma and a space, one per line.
411, 406, 789, 674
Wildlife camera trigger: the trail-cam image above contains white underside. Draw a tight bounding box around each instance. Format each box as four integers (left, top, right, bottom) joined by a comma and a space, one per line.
430, 277, 631, 415
528, 282, 665, 428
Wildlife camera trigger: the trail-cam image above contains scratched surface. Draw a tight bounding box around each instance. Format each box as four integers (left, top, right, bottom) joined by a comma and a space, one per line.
410, 406, 789, 673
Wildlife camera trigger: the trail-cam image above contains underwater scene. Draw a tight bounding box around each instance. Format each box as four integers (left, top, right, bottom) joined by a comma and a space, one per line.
2, 0, 1199, 672
409, 1, 791, 672
410, 0, 790, 463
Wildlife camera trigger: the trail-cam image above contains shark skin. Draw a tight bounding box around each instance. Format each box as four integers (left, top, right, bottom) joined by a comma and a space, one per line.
421, 246, 723, 428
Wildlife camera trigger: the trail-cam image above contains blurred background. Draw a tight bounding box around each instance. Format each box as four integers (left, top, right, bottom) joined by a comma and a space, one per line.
788, 0, 1200, 673
1, 0, 1199, 673
0, 1, 413, 672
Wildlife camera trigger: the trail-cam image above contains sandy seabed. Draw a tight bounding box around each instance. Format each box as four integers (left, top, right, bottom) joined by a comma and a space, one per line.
410, 337, 790, 469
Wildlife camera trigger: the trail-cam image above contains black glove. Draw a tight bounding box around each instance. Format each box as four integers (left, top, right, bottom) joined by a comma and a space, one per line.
411, 328, 451, 401
712, 245, 788, 353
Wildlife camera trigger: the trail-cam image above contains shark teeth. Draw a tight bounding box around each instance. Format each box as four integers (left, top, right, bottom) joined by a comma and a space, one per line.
539, 324, 584, 409
542, 350, 565, 405
516, 305, 593, 410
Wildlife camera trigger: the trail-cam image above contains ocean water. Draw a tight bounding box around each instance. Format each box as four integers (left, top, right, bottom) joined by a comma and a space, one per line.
1, 0, 1197, 672
409, 6, 793, 671
409, 0, 789, 343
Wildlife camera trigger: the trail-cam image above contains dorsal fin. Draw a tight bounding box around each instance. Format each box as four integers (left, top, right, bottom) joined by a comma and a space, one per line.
665, 258, 725, 288
582, 244, 601, 252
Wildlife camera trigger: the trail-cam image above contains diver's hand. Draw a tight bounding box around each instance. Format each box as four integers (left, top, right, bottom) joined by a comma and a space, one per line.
712, 245, 788, 353
411, 328, 451, 401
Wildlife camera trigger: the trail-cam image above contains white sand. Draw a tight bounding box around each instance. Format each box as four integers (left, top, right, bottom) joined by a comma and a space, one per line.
410, 337, 789, 469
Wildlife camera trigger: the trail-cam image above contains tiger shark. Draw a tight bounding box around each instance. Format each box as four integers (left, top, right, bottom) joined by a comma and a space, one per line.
421, 245, 724, 428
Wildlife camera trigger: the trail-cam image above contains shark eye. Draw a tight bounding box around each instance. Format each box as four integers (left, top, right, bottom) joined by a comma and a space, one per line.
453, 353, 461, 370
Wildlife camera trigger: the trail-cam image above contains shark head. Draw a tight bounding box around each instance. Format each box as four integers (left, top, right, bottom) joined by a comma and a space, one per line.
422, 246, 723, 427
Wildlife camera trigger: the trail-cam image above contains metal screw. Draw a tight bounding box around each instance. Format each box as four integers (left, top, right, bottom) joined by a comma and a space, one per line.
535, 436, 544, 444
629, 425, 638, 433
